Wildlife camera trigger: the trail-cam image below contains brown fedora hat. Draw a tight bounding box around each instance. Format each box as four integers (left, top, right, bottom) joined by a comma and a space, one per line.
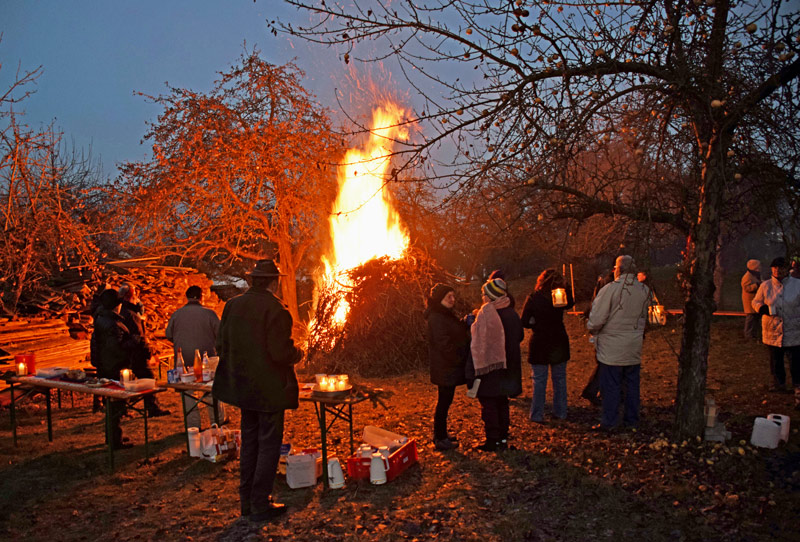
248, 259, 285, 277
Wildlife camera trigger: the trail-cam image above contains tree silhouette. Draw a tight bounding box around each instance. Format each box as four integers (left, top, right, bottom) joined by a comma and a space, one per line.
277, 0, 800, 438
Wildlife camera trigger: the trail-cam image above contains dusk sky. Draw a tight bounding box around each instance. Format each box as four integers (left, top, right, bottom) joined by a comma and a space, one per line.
1, 1, 371, 180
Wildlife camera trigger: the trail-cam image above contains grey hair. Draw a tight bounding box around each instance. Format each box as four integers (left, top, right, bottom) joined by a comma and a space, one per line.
614, 255, 635, 275
118, 282, 133, 300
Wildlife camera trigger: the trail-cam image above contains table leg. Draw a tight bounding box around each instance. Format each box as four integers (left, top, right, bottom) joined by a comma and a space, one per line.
144, 403, 150, 460
105, 399, 115, 472
319, 404, 329, 489
57, 389, 62, 409
181, 391, 190, 455
10, 382, 17, 446
348, 404, 355, 455
45, 390, 53, 442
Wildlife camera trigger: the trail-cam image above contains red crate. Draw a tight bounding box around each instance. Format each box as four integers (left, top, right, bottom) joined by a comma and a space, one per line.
346, 439, 418, 482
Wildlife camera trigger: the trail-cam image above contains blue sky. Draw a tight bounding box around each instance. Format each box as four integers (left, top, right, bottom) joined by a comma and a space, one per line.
1, 1, 351, 179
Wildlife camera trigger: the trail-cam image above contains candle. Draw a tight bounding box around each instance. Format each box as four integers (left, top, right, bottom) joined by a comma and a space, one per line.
17, 362, 27, 376
120, 369, 131, 383
551, 288, 567, 307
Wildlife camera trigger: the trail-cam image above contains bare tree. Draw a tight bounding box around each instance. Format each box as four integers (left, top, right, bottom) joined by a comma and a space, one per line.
113, 51, 343, 323
0, 59, 101, 315
277, 0, 800, 438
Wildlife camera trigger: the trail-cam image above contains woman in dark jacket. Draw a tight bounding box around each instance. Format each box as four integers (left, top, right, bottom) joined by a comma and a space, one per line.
425, 283, 470, 451
521, 269, 574, 423
467, 278, 523, 451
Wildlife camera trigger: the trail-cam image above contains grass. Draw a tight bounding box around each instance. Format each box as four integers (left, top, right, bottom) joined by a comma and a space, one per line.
0, 316, 798, 541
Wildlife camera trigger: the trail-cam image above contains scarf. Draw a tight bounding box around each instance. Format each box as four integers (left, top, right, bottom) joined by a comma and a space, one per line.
470, 296, 510, 376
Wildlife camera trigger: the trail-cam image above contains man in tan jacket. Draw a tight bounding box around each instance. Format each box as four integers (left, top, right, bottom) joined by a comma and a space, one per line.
587, 255, 651, 431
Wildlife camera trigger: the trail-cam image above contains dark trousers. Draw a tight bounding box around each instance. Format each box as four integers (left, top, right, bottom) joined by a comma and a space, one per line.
478, 396, 509, 442
582, 361, 601, 400
599, 363, 640, 428
103, 398, 125, 446
434, 385, 456, 440
744, 313, 761, 340
131, 356, 160, 412
768, 345, 800, 388
239, 409, 284, 514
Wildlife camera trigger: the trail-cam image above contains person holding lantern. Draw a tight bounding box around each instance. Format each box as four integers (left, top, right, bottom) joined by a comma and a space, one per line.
521, 269, 574, 423
213, 259, 304, 522
466, 278, 524, 451
586, 255, 651, 431
425, 283, 470, 451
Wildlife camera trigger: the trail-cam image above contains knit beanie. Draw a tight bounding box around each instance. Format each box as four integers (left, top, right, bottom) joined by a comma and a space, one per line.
429, 283, 455, 306
482, 278, 507, 301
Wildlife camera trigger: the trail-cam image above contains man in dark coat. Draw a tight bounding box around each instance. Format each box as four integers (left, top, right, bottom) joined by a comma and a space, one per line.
90, 288, 136, 449
212, 259, 303, 523
118, 283, 169, 417
425, 283, 470, 451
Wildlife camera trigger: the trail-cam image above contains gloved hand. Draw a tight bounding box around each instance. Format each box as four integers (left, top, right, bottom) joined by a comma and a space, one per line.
758, 305, 770, 316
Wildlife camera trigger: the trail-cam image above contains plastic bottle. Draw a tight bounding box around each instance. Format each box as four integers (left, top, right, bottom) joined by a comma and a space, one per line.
202, 351, 211, 381
175, 348, 186, 376
193, 349, 203, 382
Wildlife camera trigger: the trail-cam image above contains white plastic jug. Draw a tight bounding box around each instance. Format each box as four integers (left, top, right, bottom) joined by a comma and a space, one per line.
187, 427, 202, 457
767, 414, 790, 442
327, 458, 345, 489
750, 417, 781, 449
370, 452, 389, 485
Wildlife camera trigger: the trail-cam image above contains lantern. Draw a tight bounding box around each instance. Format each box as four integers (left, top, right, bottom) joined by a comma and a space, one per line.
551, 288, 568, 307
648, 304, 666, 325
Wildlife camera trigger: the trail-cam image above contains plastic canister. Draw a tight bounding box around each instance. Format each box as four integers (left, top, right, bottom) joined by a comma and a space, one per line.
286, 453, 320, 489
767, 414, 790, 442
187, 427, 202, 457
750, 417, 781, 449
362, 426, 408, 452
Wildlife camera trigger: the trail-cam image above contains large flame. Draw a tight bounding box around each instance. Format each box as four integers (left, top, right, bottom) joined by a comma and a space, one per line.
319, 103, 410, 325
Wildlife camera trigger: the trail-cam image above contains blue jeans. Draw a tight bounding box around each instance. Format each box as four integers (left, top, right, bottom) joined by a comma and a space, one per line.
529, 362, 567, 421
599, 363, 640, 428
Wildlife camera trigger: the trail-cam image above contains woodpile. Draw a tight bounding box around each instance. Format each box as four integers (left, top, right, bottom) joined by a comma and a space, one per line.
0, 259, 228, 377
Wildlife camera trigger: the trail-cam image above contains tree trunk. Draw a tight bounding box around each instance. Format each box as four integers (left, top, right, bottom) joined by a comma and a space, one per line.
674, 149, 726, 440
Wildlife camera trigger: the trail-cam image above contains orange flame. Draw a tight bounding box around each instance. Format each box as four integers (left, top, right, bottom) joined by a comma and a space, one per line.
319, 103, 410, 325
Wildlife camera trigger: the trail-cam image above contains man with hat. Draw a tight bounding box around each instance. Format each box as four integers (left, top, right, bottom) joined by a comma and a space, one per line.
752, 257, 800, 403
89, 288, 137, 449
212, 259, 303, 522
741, 259, 763, 340
586, 255, 651, 431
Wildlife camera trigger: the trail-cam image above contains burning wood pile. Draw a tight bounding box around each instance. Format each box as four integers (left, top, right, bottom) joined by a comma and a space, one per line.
0, 260, 224, 372
306, 250, 453, 376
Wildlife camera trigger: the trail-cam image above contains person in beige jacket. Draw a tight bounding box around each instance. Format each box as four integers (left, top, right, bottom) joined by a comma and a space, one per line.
752, 257, 800, 405
587, 255, 651, 430
741, 259, 763, 340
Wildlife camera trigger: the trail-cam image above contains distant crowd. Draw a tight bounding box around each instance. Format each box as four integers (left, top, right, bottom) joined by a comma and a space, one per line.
425, 255, 800, 452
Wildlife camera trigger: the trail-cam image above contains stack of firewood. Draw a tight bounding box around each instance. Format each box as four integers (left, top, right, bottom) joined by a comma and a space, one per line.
0, 261, 229, 374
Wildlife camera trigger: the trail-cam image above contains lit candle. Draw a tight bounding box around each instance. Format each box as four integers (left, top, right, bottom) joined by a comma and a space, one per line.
17, 362, 27, 376
120, 369, 131, 383
552, 288, 567, 307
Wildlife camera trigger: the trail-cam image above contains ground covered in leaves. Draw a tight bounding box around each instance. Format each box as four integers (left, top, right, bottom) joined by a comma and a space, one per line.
1, 317, 798, 541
